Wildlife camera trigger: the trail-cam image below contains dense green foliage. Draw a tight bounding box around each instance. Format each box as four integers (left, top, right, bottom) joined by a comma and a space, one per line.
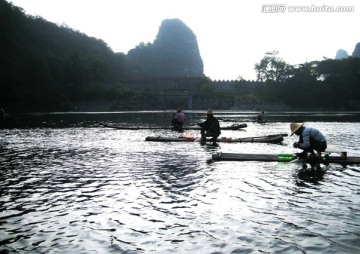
0, 0, 130, 110
254, 51, 292, 83
254, 52, 360, 110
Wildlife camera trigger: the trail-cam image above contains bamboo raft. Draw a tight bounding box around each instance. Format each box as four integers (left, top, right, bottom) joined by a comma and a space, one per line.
145, 134, 286, 144
97, 121, 247, 130
212, 150, 360, 165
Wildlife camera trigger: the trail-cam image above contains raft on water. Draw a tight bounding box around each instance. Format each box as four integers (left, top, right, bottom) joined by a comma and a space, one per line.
97, 121, 247, 130
211, 149, 360, 165
145, 134, 286, 144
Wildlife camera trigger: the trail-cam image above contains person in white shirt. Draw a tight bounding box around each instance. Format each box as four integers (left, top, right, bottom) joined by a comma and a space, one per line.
290, 123, 327, 159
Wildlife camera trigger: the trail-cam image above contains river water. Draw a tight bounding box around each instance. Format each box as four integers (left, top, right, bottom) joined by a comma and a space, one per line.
1, 111, 360, 253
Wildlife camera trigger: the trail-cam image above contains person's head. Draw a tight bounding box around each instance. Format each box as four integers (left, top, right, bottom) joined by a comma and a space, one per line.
290, 123, 304, 136
206, 109, 214, 118
177, 108, 182, 113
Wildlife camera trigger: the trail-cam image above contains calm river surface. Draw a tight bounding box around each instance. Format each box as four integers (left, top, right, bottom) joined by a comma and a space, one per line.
1, 111, 360, 253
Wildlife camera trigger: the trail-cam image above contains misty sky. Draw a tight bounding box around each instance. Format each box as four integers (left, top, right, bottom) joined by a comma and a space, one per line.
7, 0, 360, 80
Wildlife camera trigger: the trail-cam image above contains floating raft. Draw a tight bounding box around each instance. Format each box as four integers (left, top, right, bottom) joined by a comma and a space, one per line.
217, 134, 285, 143
145, 136, 197, 142
212, 151, 360, 165
97, 122, 247, 130
212, 153, 295, 162
145, 134, 286, 144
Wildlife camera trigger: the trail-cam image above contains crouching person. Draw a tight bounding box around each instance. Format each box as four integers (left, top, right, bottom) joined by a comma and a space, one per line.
198, 109, 221, 145
290, 123, 327, 159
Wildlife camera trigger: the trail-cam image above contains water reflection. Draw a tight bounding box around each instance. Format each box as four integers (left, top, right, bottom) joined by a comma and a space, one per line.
295, 167, 327, 186
1, 113, 360, 253
152, 158, 201, 194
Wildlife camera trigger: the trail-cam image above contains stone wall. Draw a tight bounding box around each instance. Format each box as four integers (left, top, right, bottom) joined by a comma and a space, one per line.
123, 77, 264, 96
121, 77, 269, 110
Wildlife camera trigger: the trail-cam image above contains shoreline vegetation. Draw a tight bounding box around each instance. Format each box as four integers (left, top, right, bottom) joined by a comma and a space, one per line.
1, 1, 360, 113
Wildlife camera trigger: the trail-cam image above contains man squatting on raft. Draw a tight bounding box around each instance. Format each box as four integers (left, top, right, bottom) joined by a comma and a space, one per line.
290, 122, 327, 159
197, 109, 221, 144
172, 108, 186, 131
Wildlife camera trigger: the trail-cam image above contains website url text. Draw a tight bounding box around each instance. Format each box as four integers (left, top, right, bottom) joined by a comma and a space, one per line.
261, 4, 354, 13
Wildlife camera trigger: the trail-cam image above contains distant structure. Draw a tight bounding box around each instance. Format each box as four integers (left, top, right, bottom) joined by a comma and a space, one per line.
335, 49, 349, 59
123, 78, 263, 97
122, 77, 264, 109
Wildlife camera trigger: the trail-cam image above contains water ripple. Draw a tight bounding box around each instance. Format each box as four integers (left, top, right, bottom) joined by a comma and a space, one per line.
1, 120, 360, 253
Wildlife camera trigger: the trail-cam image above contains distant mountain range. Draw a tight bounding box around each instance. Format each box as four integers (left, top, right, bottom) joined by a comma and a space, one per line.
335, 49, 349, 59
0, 0, 205, 110
125, 19, 204, 79
1, 0, 359, 111
335, 42, 360, 59
352, 42, 360, 58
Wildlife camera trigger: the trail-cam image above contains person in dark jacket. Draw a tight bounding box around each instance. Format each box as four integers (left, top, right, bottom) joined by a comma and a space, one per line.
290, 122, 327, 159
198, 109, 221, 144
256, 110, 266, 123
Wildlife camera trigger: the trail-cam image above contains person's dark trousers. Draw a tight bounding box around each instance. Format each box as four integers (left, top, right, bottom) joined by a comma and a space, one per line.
172, 119, 183, 131
298, 139, 327, 157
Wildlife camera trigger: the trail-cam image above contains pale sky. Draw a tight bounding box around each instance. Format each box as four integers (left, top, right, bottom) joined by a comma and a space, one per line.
7, 0, 360, 81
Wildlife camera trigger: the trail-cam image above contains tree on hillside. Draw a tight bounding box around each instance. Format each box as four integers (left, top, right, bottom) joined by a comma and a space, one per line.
280, 62, 323, 108
0, 0, 127, 110
316, 57, 360, 109
255, 51, 292, 83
